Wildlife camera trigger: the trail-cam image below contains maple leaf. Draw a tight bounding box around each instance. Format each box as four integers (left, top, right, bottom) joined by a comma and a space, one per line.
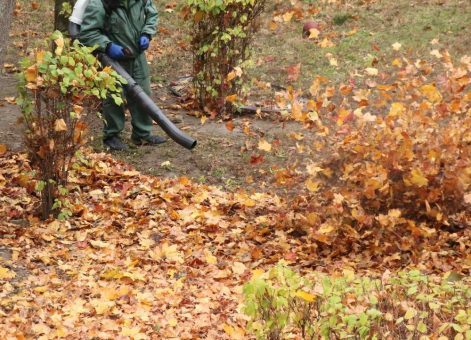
0, 266, 16, 279
54, 119, 68, 132
408, 168, 429, 187
258, 139, 272, 152
287, 63, 301, 82
0, 144, 7, 156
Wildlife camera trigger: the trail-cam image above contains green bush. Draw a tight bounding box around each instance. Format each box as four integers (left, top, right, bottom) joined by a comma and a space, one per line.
17, 31, 124, 219
186, 0, 266, 117
243, 262, 471, 339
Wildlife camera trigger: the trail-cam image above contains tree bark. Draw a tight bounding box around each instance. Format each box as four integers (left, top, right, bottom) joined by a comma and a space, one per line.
0, 0, 15, 67
54, 0, 74, 35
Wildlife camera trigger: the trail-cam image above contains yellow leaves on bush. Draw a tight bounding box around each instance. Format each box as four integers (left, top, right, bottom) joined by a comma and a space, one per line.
54, 34, 65, 56
25, 65, 38, 82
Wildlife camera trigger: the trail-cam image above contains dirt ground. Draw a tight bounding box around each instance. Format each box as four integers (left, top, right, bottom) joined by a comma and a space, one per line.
0, 72, 312, 194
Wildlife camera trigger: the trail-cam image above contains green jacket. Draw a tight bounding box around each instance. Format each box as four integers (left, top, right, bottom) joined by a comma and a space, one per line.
79, 0, 158, 58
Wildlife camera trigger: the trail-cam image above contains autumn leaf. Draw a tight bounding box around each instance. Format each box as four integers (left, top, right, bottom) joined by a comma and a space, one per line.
258, 139, 272, 152
408, 168, 429, 187
365, 67, 378, 76
287, 63, 301, 82
0, 144, 7, 156
226, 94, 237, 103
54, 34, 65, 56
225, 120, 235, 132
317, 223, 334, 234
54, 119, 68, 132
295, 290, 316, 302
25, 65, 38, 82
305, 178, 320, 192
420, 84, 442, 103
392, 42, 402, 51
0, 266, 16, 279
389, 102, 405, 117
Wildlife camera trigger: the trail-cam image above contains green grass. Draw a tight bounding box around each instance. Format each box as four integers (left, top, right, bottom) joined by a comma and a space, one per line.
248, 0, 471, 91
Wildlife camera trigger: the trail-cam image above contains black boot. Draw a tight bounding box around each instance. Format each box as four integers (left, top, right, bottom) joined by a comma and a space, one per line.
103, 136, 128, 151
131, 135, 167, 146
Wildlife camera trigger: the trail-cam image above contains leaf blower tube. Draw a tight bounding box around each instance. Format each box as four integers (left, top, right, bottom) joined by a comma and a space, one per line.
68, 0, 197, 150
99, 54, 197, 150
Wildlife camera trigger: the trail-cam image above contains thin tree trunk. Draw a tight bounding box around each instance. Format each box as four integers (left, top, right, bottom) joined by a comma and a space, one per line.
54, 0, 74, 35
0, 0, 15, 67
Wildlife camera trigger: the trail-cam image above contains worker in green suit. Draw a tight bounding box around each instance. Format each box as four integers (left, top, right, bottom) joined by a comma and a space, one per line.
79, 0, 166, 151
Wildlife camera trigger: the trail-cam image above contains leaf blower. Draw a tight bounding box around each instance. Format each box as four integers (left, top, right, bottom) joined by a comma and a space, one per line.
68, 0, 197, 150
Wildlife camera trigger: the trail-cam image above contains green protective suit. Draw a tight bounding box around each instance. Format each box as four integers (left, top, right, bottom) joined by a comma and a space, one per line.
79, 0, 159, 140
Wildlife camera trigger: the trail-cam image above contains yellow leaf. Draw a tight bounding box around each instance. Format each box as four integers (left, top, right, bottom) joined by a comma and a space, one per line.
168, 318, 178, 327
258, 139, 272, 152
120, 326, 145, 338
308, 28, 319, 39
54, 119, 67, 132
251, 269, 265, 280
404, 308, 417, 320
36, 50, 45, 64
319, 38, 334, 48
25, 65, 38, 82
204, 249, 217, 265
420, 84, 442, 103
223, 323, 245, 339
409, 168, 429, 187
388, 102, 405, 117
430, 49, 442, 58
392, 42, 402, 51
200, 115, 207, 125
231, 262, 246, 275
0, 266, 16, 279
34, 286, 48, 293
295, 290, 316, 302
0, 144, 7, 155
226, 71, 236, 82
89, 239, 109, 248
282, 11, 294, 22
365, 67, 378, 76
54, 35, 65, 56
305, 178, 320, 192
90, 299, 114, 315
318, 223, 334, 235
73, 104, 83, 114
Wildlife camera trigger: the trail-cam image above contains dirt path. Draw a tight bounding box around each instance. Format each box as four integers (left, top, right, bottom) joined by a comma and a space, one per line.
0, 75, 23, 152
0, 73, 314, 193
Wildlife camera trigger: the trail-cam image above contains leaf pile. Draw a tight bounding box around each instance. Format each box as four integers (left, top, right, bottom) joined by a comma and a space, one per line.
246, 52, 471, 271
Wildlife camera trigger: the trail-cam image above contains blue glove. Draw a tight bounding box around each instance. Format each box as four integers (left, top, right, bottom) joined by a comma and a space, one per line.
139, 35, 150, 51
106, 42, 125, 60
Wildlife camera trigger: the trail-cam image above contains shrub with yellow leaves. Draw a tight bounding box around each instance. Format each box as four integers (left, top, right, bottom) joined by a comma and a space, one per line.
17, 31, 124, 219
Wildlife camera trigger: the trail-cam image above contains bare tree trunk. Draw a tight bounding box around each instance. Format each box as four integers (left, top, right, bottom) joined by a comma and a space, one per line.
54, 0, 74, 35
0, 0, 15, 67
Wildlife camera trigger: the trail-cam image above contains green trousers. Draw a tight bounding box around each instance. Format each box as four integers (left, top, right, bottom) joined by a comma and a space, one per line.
102, 53, 153, 140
